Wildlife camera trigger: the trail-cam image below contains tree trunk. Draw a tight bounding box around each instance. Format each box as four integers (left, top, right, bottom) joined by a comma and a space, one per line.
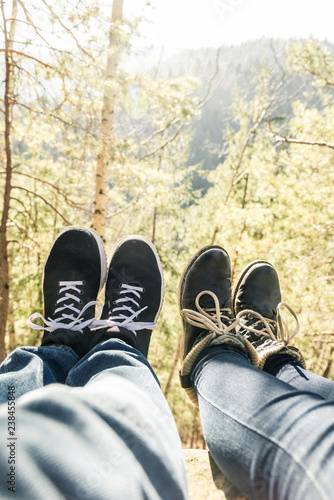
93, 0, 123, 239
0, 0, 17, 362
7, 265, 16, 352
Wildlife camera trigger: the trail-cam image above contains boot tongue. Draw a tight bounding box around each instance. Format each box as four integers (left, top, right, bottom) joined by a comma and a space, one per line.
238, 311, 278, 342
128, 280, 140, 287
52, 281, 85, 323
197, 290, 232, 312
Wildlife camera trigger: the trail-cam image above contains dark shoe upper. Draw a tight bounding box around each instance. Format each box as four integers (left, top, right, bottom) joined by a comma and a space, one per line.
29, 226, 107, 356
232, 260, 304, 368
178, 245, 235, 360
96, 235, 164, 358
178, 246, 256, 406
232, 261, 282, 344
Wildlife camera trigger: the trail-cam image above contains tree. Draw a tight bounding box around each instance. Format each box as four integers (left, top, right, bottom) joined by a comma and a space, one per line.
0, 0, 115, 359
0, 0, 18, 360
93, 0, 123, 240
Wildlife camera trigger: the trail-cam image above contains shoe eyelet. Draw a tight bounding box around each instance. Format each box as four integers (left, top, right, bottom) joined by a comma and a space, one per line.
79, 290, 84, 295
142, 287, 145, 293
82, 280, 86, 286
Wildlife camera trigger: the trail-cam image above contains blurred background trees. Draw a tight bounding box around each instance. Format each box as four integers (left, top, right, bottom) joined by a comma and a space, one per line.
1, 0, 333, 446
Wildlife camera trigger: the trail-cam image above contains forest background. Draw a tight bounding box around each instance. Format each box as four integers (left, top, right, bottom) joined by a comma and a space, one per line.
1, 0, 334, 447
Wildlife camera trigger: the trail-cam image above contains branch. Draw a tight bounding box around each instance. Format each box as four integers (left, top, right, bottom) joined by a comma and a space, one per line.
138, 49, 222, 156
276, 135, 334, 150
13, 170, 92, 215
16, 0, 52, 49
10, 196, 36, 225
39, 0, 94, 60
0, 48, 55, 70
144, 123, 186, 159
196, 46, 222, 110
7, 218, 38, 244
303, 331, 334, 337
11, 185, 71, 224
105, 195, 141, 220
270, 39, 286, 76
296, 63, 334, 87
224, 79, 284, 206
268, 115, 334, 150
139, 115, 179, 149
14, 100, 98, 138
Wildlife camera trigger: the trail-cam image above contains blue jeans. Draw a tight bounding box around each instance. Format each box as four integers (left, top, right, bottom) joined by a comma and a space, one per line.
0, 339, 188, 500
191, 346, 334, 500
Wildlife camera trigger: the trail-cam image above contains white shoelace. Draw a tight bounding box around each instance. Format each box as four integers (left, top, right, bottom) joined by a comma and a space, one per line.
91, 283, 156, 333
181, 290, 239, 338
236, 302, 300, 344
29, 281, 102, 333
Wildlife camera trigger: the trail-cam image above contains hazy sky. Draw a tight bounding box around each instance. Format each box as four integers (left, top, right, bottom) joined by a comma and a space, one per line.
124, 0, 334, 55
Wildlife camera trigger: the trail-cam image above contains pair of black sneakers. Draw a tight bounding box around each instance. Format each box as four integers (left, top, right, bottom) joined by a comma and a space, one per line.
29, 227, 164, 358
178, 246, 305, 405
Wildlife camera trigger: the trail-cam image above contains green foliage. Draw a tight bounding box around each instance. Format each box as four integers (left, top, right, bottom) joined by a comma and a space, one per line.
286, 39, 334, 87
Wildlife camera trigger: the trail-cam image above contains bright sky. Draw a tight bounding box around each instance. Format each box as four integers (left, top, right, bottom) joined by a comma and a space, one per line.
124, 0, 334, 56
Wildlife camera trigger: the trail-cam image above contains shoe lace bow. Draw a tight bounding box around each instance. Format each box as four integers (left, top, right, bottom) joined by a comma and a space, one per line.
29, 281, 102, 333
236, 302, 300, 344
181, 290, 239, 338
91, 283, 156, 333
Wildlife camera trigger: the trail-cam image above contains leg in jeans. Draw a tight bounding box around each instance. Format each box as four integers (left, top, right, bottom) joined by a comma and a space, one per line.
0, 345, 79, 404
0, 228, 187, 499
0, 226, 108, 405
192, 346, 334, 500
0, 338, 187, 499
264, 355, 334, 400
178, 247, 334, 500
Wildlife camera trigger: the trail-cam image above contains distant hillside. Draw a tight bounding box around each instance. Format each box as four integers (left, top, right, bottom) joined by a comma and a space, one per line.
154, 38, 334, 190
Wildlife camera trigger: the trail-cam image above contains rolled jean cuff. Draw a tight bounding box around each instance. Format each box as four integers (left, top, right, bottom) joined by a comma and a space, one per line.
263, 353, 304, 376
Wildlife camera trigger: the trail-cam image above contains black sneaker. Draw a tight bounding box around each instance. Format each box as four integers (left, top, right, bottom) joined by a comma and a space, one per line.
232, 260, 305, 369
178, 246, 254, 406
29, 226, 107, 357
92, 235, 164, 358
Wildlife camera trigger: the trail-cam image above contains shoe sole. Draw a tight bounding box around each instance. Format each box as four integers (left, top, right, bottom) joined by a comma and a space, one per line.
106, 235, 164, 323
178, 245, 228, 315
231, 259, 273, 314
43, 226, 107, 294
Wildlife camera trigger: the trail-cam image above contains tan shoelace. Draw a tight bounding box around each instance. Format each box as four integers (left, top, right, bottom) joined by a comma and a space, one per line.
236, 302, 300, 344
181, 290, 239, 337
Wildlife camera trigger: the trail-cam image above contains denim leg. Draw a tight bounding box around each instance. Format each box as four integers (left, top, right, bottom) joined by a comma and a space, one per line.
264, 355, 334, 400
0, 338, 187, 500
0, 345, 79, 404
191, 346, 334, 500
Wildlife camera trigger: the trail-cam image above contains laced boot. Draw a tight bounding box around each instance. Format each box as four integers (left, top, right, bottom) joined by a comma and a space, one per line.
29, 226, 107, 357
178, 246, 259, 406
92, 235, 164, 358
232, 260, 306, 370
